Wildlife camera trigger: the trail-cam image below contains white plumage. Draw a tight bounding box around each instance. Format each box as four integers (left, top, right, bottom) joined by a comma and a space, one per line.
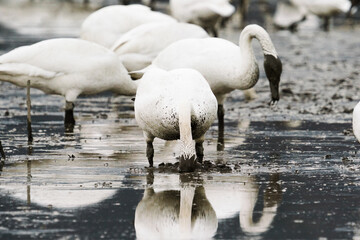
111, 22, 209, 72
134, 68, 217, 172
80, 4, 176, 48
170, 0, 235, 36
0, 38, 137, 126
353, 101, 360, 143
133, 24, 282, 146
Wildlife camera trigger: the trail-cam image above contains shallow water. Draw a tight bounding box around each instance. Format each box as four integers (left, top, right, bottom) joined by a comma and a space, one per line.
1, 0, 360, 239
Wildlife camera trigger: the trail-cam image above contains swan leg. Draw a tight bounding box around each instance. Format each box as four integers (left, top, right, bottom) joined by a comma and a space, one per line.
217, 104, 225, 151
64, 101, 75, 128
145, 133, 155, 167
195, 136, 205, 163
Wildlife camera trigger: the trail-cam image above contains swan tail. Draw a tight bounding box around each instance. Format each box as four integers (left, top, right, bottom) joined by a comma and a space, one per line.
178, 99, 196, 172
207, 2, 235, 17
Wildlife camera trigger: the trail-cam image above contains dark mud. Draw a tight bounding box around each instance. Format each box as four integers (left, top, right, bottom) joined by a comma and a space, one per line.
0, 0, 360, 239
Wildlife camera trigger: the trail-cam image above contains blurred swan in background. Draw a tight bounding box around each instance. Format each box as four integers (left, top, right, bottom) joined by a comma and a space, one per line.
289, 0, 352, 30
80, 4, 176, 48
111, 22, 209, 72
132, 24, 282, 150
169, 0, 235, 36
134, 68, 217, 172
0, 38, 137, 127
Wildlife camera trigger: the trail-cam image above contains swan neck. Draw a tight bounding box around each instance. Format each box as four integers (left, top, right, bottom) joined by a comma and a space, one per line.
239, 25, 278, 58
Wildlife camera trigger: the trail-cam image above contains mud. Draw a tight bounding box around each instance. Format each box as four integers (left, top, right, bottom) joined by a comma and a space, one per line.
0, 0, 360, 239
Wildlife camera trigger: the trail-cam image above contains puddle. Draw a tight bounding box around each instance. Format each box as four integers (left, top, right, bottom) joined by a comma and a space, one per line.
1, 0, 360, 239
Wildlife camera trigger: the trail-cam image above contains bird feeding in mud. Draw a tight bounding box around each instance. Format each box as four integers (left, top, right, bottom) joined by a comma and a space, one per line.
134, 68, 217, 172
132, 24, 282, 149
80, 4, 176, 48
111, 22, 209, 72
0, 38, 138, 128
169, 0, 235, 37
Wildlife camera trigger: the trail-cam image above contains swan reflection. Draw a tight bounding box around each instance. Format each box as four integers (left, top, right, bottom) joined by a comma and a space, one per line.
135, 172, 282, 238
135, 173, 217, 239
0, 159, 120, 209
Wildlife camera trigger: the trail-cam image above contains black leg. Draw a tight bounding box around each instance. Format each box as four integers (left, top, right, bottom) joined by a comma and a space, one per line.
64, 101, 75, 130
323, 17, 330, 31
217, 104, 224, 151
195, 140, 204, 163
146, 140, 154, 167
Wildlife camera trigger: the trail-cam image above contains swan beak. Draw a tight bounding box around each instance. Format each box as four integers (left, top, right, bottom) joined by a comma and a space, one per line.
264, 54, 282, 106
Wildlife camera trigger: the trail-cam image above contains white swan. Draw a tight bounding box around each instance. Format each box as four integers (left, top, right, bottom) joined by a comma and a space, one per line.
111, 22, 209, 72
353, 102, 360, 143
0, 38, 137, 127
80, 4, 176, 48
169, 0, 235, 36
290, 0, 351, 30
134, 68, 217, 172
132, 24, 282, 148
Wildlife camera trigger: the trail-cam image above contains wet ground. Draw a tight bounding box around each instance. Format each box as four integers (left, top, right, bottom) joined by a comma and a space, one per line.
1, 0, 360, 239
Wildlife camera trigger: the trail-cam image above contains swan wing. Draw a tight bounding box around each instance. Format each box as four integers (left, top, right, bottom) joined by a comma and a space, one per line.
0, 63, 62, 79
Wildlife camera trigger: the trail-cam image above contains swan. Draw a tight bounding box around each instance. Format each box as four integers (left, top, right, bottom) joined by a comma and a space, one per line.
111, 22, 209, 72
132, 24, 282, 149
134, 68, 217, 172
169, 0, 235, 37
353, 102, 360, 143
80, 4, 176, 48
0, 38, 137, 127
290, 0, 351, 30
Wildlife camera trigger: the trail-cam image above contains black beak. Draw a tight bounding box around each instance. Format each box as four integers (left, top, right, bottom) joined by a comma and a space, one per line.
264, 54, 282, 106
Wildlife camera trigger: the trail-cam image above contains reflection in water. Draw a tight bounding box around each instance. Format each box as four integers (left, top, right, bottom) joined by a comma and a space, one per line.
205, 174, 281, 236
0, 159, 120, 209
135, 172, 218, 239
135, 171, 282, 239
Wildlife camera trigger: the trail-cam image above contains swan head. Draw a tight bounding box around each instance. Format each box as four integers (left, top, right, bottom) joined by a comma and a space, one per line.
264, 54, 282, 105
179, 155, 197, 173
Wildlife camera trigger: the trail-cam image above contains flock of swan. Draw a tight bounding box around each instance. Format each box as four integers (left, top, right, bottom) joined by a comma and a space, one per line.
0, 0, 358, 172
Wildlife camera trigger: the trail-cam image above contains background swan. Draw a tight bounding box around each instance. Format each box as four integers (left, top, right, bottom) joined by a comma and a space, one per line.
132, 24, 282, 149
134, 68, 217, 172
0, 38, 137, 127
80, 4, 176, 48
111, 22, 209, 72
353, 101, 360, 143
290, 0, 351, 30
169, 0, 235, 36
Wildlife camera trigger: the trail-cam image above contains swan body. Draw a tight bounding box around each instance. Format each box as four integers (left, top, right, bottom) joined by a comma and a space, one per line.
133, 24, 282, 147
81, 5, 176, 48
353, 102, 360, 143
290, 0, 351, 17
0, 38, 137, 126
169, 0, 235, 36
289, 0, 351, 30
134, 68, 217, 172
111, 22, 209, 72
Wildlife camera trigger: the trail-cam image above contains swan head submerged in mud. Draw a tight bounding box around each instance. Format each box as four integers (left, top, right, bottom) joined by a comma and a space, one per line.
264, 54, 282, 105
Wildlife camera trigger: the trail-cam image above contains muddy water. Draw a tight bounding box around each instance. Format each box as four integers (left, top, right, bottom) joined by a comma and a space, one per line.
1, 0, 360, 239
